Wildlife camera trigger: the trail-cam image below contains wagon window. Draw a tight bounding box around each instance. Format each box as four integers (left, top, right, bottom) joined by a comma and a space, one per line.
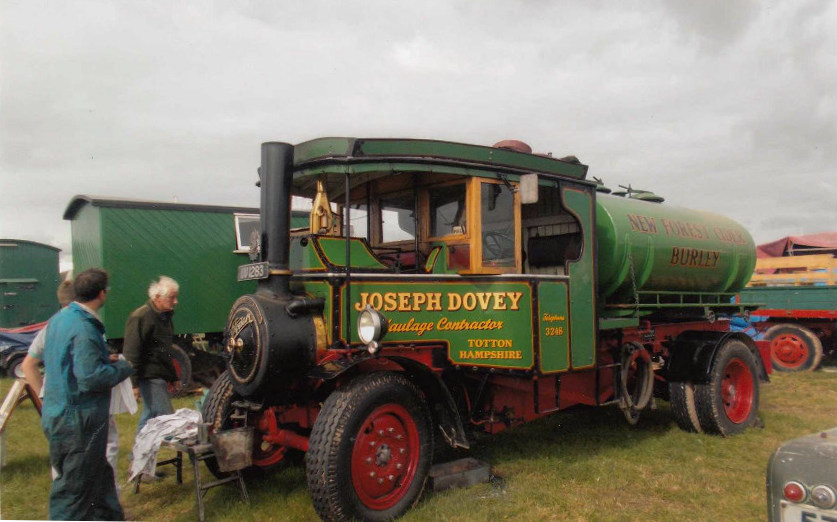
381, 192, 416, 243
481, 182, 515, 266
234, 214, 260, 253
429, 183, 467, 238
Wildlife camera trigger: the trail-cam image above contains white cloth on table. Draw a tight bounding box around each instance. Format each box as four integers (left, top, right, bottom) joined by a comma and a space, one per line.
128, 408, 202, 481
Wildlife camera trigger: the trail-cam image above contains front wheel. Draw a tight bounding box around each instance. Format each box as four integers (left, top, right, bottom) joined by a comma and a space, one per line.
306, 372, 432, 522
763, 323, 823, 372
694, 340, 760, 436
201, 371, 288, 478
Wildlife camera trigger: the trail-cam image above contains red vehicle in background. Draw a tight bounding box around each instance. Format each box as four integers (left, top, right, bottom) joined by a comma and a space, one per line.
738, 234, 837, 371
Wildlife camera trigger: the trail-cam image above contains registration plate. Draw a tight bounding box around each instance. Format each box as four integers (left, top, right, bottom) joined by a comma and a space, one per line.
781, 501, 837, 521
237, 262, 269, 281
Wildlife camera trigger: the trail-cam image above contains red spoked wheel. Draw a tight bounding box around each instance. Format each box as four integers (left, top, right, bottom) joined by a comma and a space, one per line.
251, 409, 288, 468
695, 339, 760, 436
201, 371, 288, 478
351, 404, 421, 510
307, 372, 432, 522
719, 358, 754, 424
167, 344, 192, 397
764, 324, 823, 372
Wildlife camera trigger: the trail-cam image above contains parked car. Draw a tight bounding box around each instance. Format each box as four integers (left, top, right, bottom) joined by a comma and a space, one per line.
0, 327, 40, 378
767, 427, 837, 521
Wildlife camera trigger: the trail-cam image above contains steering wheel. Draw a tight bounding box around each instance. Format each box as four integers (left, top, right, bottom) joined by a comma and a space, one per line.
483, 231, 511, 259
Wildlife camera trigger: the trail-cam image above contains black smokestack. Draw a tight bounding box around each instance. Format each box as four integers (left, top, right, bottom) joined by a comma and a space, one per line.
259, 142, 294, 298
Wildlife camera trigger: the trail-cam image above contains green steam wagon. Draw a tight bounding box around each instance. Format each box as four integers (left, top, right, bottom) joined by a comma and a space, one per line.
0, 239, 60, 328
199, 138, 772, 521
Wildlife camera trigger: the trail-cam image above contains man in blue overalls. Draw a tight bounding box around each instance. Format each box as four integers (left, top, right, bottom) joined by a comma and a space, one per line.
41, 268, 134, 520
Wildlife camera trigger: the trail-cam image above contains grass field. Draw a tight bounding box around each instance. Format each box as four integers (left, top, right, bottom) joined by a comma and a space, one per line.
1, 363, 835, 521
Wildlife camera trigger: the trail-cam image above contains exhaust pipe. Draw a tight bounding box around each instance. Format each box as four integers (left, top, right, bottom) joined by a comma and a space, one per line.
259, 142, 294, 298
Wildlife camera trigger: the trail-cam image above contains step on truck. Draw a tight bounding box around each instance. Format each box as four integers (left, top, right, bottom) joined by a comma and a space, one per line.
202, 138, 772, 521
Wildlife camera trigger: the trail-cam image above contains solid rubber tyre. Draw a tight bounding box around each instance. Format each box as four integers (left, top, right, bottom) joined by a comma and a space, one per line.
668, 381, 702, 433
306, 372, 432, 522
200, 370, 287, 478
694, 340, 760, 436
763, 323, 823, 372
167, 344, 192, 397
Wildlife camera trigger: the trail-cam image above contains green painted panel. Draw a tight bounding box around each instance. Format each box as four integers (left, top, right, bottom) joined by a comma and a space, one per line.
290, 237, 327, 271
316, 237, 386, 269
335, 279, 533, 369
75, 207, 256, 338
562, 187, 597, 369
739, 286, 837, 311
538, 281, 570, 373
0, 240, 60, 327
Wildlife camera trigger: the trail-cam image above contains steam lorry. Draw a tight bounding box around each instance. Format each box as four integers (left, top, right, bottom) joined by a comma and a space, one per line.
202, 138, 771, 521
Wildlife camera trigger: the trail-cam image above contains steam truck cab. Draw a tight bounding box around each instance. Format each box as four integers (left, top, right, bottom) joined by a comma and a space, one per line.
203, 138, 771, 521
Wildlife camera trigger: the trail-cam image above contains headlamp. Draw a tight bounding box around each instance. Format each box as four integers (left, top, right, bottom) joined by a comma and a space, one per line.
357, 305, 388, 352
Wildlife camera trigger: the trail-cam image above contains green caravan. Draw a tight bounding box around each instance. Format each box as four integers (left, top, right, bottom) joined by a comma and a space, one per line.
203, 138, 770, 521
63, 196, 307, 390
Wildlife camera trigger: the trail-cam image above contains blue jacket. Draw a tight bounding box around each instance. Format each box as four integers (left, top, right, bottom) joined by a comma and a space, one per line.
41, 302, 133, 430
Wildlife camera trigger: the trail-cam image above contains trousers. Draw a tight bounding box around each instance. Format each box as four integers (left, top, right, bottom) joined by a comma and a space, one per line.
136, 378, 173, 435
45, 407, 124, 520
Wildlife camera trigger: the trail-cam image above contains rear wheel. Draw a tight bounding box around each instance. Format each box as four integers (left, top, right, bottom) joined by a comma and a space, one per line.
764, 323, 823, 372
201, 371, 287, 478
695, 340, 760, 436
668, 381, 702, 433
307, 372, 432, 522
168, 344, 192, 397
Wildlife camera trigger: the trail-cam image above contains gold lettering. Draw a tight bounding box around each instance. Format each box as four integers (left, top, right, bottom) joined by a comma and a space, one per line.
462, 293, 477, 311
506, 292, 523, 311
476, 293, 492, 310
426, 292, 442, 311
354, 292, 369, 312
382, 293, 396, 311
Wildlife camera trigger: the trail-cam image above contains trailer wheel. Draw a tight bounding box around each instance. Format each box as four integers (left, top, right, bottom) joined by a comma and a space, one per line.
668, 381, 702, 433
694, 340, 759, 436
201, 370, 287, 479
307, 372, 432, 522
764, 323, 823, 372
6, 355, 25, 379
167, 344, 192, 397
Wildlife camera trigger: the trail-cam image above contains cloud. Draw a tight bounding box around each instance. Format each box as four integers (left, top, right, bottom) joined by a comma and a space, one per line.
0, 0, 834, 266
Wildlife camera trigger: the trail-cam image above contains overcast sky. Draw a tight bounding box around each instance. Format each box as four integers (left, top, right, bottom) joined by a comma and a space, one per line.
1, 1, 835, 269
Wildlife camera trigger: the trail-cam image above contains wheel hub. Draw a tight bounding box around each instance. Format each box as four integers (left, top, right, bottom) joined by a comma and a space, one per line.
772, 334, 807, 367
375, 443, 392, 466
351, 404, 420, 510
721, 358, 754, 423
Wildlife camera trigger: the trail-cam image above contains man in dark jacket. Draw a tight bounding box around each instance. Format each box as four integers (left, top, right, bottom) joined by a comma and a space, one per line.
41, 268, 134, 520
123, 276, 181, 434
